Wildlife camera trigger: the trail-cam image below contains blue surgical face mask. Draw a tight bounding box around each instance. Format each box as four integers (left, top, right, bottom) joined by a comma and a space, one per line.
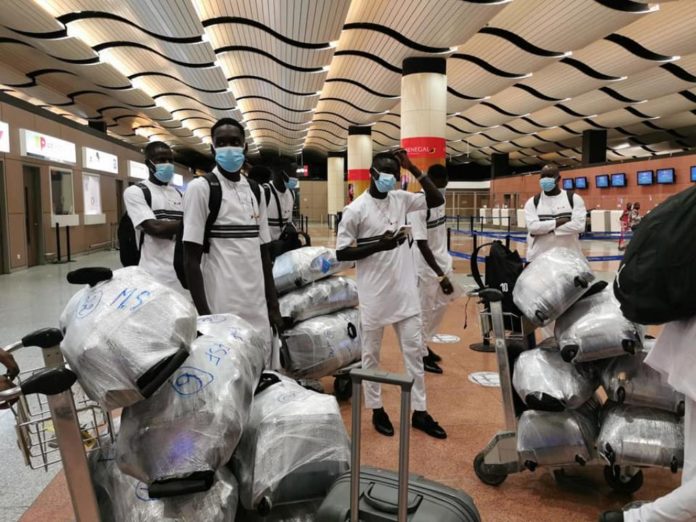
540, 177, 556, 193
215, 146, 245, 173
285, 177, 298, 190
152, 162, 174, 183
374, 171, 396, 193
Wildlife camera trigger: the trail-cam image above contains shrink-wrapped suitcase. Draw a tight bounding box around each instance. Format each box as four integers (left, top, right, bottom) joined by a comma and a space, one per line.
60, 267, 196, 410
281, 309, 361, 379
236, 501, 320, 522
598, 403, 684, 472
601, 344, 685, 416
517, 398, 600, 470
90, 441, 239, 522
555, 287, 642, 363
231, 373, 350, 513
513, 247, 595, 327
512, 347, 598, 411
273, 247, 348, 294
279, 276, 358, 325
117, 314, 265, 496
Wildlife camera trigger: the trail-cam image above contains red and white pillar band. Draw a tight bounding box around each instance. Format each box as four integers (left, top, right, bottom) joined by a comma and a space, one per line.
327, 151, 345, 213
400, 57, 447, 192
347, 125, 373, 198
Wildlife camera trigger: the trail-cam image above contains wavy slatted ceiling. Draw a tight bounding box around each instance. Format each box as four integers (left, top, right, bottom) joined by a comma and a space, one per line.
0, 0, 694, 165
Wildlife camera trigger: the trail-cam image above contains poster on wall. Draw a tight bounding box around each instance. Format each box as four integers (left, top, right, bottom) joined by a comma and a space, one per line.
20, 129, 76, 164
0, 121, 9, 153
83, 174, 102, 216
128, 160, 148, 180
83, 147, 118, 174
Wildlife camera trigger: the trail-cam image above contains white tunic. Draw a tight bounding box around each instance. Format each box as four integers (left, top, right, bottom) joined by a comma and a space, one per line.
182, 169, 271, 336
645, 317, 696, 403
336, 190, 427, 331
123, 180, 183, 292
265, 184, 295, 241
410, 202, 452, 278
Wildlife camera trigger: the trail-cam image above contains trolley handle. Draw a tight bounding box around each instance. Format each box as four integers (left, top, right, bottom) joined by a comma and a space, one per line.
0, 367, 77, 405
3, 327, 64, 353
467, 287, 504, 303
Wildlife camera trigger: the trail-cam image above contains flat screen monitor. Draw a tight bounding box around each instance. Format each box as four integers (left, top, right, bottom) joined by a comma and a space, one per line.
562, 179, 574, 190
574, 177, 588, 189
656, 168, 675, 184
690, 166, 696, 182
611, 173, 627, 187
637, 170, 654, 186
596, 174, 609, 188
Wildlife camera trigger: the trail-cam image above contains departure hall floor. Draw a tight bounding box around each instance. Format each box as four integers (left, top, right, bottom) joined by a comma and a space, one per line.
0, 224, 677, 522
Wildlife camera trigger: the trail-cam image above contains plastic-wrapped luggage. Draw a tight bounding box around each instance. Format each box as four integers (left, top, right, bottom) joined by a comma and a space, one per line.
279, 276, 358, 325
555, 287, 643, 363
117, 314, 265, 494
601, 344, 685, 416
237, 501, 320, 522
231, 373, 350, 513
517, 398, 599, 470
59, 266, 196, 410
273, 247, 348, 294
512, 348, 598, 411
90, 442, 239, 522
281, 309, 361, 379
513, 247, 595, 327
598, 403, 684, 471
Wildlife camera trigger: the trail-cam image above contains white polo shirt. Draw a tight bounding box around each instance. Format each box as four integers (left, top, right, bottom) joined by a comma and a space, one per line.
123, 180, 183, 291
182, 168, 271, 336
336, 190, 427, 331
410, 201, 452, 279
265, 184, 295, 241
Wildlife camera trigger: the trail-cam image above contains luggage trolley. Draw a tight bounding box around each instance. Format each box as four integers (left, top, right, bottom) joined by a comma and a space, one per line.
0, 327, 114, 522
469, 288, 647, 494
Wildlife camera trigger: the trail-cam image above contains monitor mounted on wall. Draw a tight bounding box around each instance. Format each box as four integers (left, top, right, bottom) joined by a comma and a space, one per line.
574, 177, 588, 189
595, 174, 610, 188
637, 170, 654, 186
656, 168, 675, 184
562, 178, 574, 190
610, 173, 627, 187
690, 166, 696, 182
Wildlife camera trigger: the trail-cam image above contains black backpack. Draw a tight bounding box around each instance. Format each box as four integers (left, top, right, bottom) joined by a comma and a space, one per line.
533, 190, 575, 209
471, 240, 525, 331
118, 183, 151, 267
265, 183, 307, 260
173, 174, 261, 289
614, 185, 696, 325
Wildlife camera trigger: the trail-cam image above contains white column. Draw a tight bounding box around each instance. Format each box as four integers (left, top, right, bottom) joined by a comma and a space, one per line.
327, 152, 345, 214
347, 126, 372, 200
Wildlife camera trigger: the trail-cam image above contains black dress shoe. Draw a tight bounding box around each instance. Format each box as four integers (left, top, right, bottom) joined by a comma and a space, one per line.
598, 512, 624, 522
372, 408, 394, 437
412, 411, 447, 439
423, 356, 443, 374
427, 347, 442, 362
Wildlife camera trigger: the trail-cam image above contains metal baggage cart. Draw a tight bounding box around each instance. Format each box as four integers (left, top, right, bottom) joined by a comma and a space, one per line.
0, 328, 114, 522
469, 288, 649, 494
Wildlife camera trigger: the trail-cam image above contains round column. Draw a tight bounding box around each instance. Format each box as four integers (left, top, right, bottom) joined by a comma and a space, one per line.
401, 57, 447, 192
347, 126, 372, 200
327, 151, 345, 220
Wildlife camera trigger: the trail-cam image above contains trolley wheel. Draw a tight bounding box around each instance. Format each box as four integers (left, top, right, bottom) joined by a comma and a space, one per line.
333, 375, 352, 401
604, 465, 644, 494
474, 452, 508, 486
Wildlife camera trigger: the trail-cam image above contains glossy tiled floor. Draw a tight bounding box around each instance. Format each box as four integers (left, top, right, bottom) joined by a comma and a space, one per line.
2, 225, 679, 522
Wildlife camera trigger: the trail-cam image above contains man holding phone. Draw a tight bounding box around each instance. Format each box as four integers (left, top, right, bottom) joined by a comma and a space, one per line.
336, 150, 447, 439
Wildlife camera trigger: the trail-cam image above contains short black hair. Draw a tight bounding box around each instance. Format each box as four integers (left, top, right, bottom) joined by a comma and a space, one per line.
248, 164, 273, 185
428, 164, 448, 183
372, 151, 398, 168
144, 141, 170, 159
211, 118, 245, 141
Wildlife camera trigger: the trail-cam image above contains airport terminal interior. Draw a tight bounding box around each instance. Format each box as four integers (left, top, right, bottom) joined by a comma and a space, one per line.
0, 1, 696, 521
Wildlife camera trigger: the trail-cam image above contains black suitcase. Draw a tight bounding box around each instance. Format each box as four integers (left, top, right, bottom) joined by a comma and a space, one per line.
316, 369, 481, 522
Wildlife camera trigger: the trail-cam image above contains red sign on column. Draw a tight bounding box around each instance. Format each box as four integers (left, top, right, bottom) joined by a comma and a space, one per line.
401, 137, 446, 159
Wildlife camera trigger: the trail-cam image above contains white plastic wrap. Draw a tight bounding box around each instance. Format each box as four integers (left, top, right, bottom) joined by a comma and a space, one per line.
513, 247, 595, 327
117, 314, 265, 488
598, 403, 684, 470
555, 288, 643, 363
279, 276, 358, 324
273, 247, 348, 294
512, 348, 598, 411
59, 266, 197, 410
517, 398, 599, 468
90, 442, 238, 522
232, 373, 350, 512
282, 309, 361, 379
601, 344, 685, 415
237, 501, 320, 522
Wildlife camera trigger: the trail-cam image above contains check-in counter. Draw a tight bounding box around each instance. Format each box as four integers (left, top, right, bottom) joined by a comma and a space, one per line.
516, 209, 526, 229
479, 208, 491, 225
609, 210, 624, 233
492, 207, 501, 226
590, 210, 609, 233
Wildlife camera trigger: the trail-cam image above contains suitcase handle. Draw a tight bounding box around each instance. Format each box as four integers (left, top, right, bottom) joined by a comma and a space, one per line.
364, 483, 421, 514
349, 368, 413, 522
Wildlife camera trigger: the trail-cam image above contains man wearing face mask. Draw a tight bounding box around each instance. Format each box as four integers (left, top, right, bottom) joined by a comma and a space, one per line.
524, 164, 586, 262
182, 118, 282, 366
123, 141, 184, 291
336, 150, 448, 439
265, 169, 297, 241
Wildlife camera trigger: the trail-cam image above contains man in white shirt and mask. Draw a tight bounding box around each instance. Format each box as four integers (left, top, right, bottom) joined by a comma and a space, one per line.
123, 141, 184, 292
336, 150, 447, 439
265, 169, 297, 241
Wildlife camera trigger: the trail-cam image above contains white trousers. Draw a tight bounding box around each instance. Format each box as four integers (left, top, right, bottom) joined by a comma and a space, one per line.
625, 397, 696, 522
418, 275, 450, 356
361, 315, 427, 412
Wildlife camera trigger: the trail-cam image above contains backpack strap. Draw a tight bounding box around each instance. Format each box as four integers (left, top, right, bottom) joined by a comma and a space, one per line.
201, 173, 222, 254
270, 184, 285, 228
248, 178, 262, 207
533, 194, 540, 208
262, 184, 271, 206
533, 191, 574, 209
470, 240, 495, 290
136, 183, 152, 252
